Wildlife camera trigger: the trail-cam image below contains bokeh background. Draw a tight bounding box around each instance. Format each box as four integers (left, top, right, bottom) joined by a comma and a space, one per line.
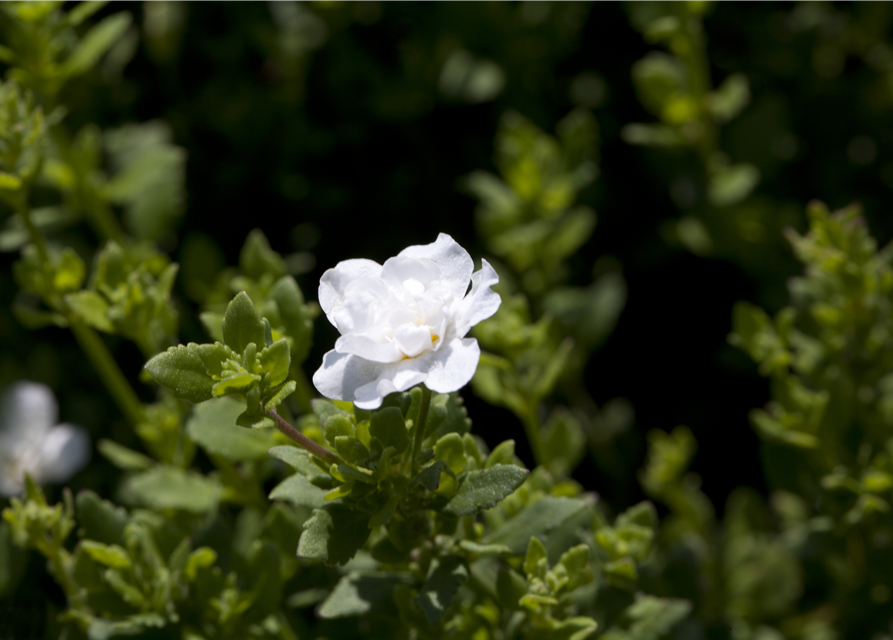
3, 0, 893, 539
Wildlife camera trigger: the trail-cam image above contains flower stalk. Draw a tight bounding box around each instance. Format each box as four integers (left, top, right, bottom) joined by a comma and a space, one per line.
410, 383, 432, 476
267, 408, 343, 466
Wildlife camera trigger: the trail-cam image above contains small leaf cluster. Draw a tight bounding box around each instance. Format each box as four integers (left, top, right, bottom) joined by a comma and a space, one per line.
65, 241, 178, 356
198, 230, 316, 369
496, 537, 597, 640
270, 390, 527, 568
593, 502, 658, 590
145, 291, 296, 428
467, 109, 598, 296
0, 1, 133, 104
0, 78, 46, 201
467, 108, 629, 481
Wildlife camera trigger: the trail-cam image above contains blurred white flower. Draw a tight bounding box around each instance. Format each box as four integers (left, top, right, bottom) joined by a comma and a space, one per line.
313, 233, 501, 409
0, 382, 91, 496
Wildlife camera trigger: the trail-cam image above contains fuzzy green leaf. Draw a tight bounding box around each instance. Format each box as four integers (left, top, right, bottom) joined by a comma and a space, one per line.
222, 291, 266, 354
269, 474, 327, 508
370, 406, 410, 454
119, 466, 220, 513
318, 572, 404, 619
442, 464, 528, 517
81, 541, 131, 569
186, 397, 276, 460
297, 504, 371, 566
144, 343, 230, 403
65, 290, 113, 332
259, 338, 290, 386
76, 490, 128, 545
414, 555, 468, 624
482, 496, 593, 554
63, 12, 132, 77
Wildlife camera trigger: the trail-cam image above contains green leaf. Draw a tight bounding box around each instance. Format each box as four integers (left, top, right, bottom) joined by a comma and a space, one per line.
708, 73, 750, 123
184, 548, 217, 581
268, 276, 314, 365
65, 290, 113, 332
318, 572, 405, 619
549, 617, 599, 640
186, 397, 276, 460
414, 555, 468, 624
297, 504, 372, 566
486, 439, 515, 468
240, 229, 287, 281
222, 291, 266, 354
119, 466, 220, 513
86, 613, 166, 640
76, 490, 128, 545
540, 409, 586, 478
443, 464, 528, 518
211, 372, 260, 397
708, 163, 760, 207
524, 535, 548, 576
325, 413, 355, 446
268, 446, 330, 482
145, 343, 230, 403
370, 406, 410, 454
458, 540, 513, 556
259, 338, 290, 386
624, 595, 692, 639
414, 460, 450, 491
264, 380, 296, 411
81, 541, 131, 569
435, 433, 466, 475
558, 545, 593, 592
96, 439, 153, 471
269, 474, 327, 508
482, 496, 593, 554
199, 311, 224, 342
67, 1, 109, 26
63, 12, 132, 77
496, 567, 528, 611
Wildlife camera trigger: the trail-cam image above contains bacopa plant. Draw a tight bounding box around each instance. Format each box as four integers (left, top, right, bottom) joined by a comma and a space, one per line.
3, 3, 893, 640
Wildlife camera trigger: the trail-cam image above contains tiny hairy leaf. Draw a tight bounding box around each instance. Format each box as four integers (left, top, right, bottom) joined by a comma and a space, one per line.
443, 464, 528, 517
297, 503, 372, 566
222, 291, 266, 354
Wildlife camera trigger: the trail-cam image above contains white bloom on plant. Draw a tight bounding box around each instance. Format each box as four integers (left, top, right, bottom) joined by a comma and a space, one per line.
0, 382, 91, 497
313, 233, 501, 409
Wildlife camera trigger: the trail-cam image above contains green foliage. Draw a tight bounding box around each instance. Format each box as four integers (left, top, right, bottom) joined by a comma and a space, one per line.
8, 4, 893, 640
146, 291, 296, 427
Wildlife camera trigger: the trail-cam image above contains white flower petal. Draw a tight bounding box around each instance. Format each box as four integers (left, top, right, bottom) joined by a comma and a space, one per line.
454, 258, 500, 337
394, 323, 433, 358
421, 338, 481, 394
0, 382, 57, 454
319, 259, 382, 328
397, 234, 473, 299
380, 256, 441, 292
313, 350, 427, 409
335, 333, 403, 363
353, 362, 427, 409
31, 424, 91, 485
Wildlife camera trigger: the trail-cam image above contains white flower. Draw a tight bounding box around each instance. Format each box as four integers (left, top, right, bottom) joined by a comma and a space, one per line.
313, 233, 501, 409
0, 382, 91, 497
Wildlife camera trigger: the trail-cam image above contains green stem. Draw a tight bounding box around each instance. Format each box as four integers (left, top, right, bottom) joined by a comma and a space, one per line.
521, 407, 545, 469
69, 321, 145, 426
410, 384, 432, 477
267, 409, 343, 466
